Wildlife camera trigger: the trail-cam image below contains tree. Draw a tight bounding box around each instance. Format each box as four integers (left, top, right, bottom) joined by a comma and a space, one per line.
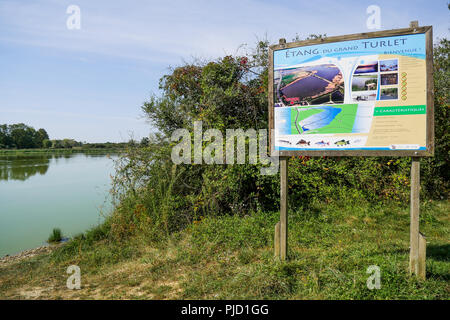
140, 137, 150, 147
52, 140, 63, 149
42, 139, 52, 148
128, 139, 137, 147
35, 128, 50, 148
0, 123, 88, 150
421, 38, 450, 197
0, 124, 11, 148
9, 123, 35, 148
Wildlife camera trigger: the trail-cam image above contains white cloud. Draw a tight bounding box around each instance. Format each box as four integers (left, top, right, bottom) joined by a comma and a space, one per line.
0, 0, 347, 63
0, 0, 447, 64
0, 0, 447, 142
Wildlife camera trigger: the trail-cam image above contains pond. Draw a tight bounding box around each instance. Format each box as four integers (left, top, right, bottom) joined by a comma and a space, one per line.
0, 153, 117, 257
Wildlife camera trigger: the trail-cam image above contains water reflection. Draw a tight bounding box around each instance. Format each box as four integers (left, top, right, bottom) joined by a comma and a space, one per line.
0, 152, 116, 257
0, 153, 113, 181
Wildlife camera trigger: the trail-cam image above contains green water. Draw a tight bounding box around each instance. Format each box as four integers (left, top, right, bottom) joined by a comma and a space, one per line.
0, 153, 116, 257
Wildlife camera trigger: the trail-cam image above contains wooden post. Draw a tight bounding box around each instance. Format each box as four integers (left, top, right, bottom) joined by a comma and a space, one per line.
409, 20, 419, 28
280, 157, 288, 260
407, 21, 426, 279
275, 37, 289, 262
274, 222, 280, 258
418, 232, 426, 280
409, 157, 420, 275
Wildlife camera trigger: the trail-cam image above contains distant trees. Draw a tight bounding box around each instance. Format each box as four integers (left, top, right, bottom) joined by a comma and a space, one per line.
81, 142, 128, 149
42, 139, 52, 148
0, 122, 140, 150
0, 124, 84, 149
0, 123, 100, 149
0, 123, 49, 149
0, 124, 11, 148
47, 139, 79, 149
36, 128, 50, 147
140, 137, 150, 147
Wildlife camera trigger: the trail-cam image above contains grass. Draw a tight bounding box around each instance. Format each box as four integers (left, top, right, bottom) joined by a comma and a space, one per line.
47, 228, 63, 243
0, 199, 448, 300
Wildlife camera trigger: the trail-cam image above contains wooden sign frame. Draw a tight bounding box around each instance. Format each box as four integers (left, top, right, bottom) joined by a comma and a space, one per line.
271, 24, 433, 279
268, 26, 434, 157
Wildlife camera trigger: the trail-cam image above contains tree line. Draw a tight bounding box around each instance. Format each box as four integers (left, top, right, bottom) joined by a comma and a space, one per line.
0, 123, 50, 149
0, 123, 136, 149
0, 123, 84, 149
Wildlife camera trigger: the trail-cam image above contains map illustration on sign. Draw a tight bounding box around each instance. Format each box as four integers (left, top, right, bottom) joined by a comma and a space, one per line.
272, 32, 428, 152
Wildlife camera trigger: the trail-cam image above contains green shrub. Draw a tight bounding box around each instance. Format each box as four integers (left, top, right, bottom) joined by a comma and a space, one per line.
107, 38, 449, 242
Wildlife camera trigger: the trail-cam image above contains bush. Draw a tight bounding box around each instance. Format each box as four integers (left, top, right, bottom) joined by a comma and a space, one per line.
108, 38, 449, 241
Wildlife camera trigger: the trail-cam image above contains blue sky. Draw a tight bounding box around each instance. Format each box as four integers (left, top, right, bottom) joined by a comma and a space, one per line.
0, 0, 448, 142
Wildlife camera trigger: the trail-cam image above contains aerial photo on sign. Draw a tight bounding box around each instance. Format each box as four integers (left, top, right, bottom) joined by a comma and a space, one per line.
273, 32, 428, 152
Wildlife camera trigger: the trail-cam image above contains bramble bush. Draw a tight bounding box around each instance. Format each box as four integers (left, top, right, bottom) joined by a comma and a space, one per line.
109, 38, 449, 240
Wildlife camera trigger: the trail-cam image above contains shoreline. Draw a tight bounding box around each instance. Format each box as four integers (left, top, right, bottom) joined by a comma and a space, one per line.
0, 243, 65, 267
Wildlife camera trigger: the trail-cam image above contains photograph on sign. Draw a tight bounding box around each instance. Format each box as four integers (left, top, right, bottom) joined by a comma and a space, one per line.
272, 32, 429, 153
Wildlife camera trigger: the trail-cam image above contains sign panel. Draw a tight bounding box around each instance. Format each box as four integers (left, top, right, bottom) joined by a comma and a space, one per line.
269, 27, 434, 156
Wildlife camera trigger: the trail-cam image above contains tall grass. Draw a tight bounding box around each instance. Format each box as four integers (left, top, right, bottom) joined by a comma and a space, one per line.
110, 145, 192, 242
47, 228, 63, 243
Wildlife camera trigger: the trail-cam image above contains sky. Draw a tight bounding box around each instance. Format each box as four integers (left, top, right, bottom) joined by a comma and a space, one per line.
0, 0, 448, 142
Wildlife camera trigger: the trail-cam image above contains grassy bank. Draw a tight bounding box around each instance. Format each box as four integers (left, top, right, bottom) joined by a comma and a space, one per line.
0, 199, 448, 300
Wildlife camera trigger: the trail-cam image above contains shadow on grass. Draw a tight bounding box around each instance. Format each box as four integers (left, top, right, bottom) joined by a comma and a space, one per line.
426, 271, 450, 281
425, 244, 450, 281
377, 244, 450, 261
427, 244, 450, 262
